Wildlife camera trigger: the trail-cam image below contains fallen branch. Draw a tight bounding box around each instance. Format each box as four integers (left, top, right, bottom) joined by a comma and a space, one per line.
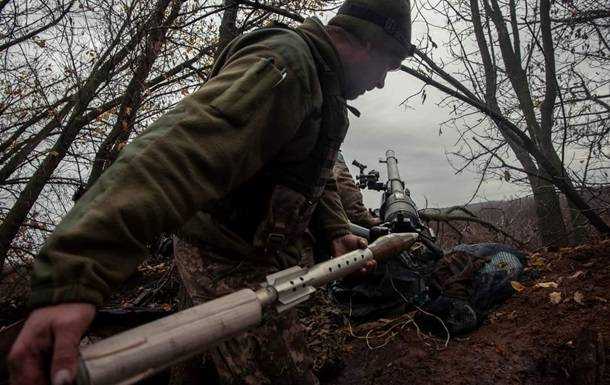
421, 212, 524, 247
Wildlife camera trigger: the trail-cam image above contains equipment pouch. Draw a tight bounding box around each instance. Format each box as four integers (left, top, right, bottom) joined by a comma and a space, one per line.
253, 184, 317, 267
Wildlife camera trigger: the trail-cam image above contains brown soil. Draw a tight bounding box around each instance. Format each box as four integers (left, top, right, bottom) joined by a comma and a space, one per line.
1, 241, 608, 385
306, 239, 609, 385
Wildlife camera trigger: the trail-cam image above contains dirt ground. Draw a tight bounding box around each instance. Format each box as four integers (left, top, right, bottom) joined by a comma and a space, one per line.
303, 239, 609, 385
1, 240, 608, 385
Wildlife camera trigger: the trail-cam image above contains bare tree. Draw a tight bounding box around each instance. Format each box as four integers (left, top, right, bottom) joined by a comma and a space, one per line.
0, 0, 76, 52
403, 0, 609, 246
0, 0, 340, 273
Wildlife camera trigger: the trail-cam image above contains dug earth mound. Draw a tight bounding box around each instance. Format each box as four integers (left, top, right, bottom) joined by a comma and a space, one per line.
302, 239, 609, 385
1, 240, 607, 385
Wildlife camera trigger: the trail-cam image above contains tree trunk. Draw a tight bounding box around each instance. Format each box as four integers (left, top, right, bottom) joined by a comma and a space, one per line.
85, 0, 182, 190
510, 136, 567, 247
530, 176, 567, 247
543, 140, 589, 245
214, 0, 239, 60
568, 200, 589, 244
0, 102, 74, 184
469, 0, 567, 247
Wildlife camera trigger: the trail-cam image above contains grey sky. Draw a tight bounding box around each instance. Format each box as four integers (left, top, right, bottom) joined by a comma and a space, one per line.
341, 70, 526, 209
316, 7, 526, 210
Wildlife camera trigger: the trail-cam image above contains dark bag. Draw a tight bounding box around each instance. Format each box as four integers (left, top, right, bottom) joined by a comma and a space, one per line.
329, 251, 435, 322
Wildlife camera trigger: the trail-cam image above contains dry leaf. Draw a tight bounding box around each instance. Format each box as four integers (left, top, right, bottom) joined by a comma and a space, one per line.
529, 253, 546, 269
495, 344, 505, 355
549, 291, 562, 304
573, 291, 584, 305
568, 271, 584, 279
535, 281, 558, 289
510, 281, 525, 293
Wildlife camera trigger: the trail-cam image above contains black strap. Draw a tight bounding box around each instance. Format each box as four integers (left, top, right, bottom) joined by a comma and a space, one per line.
346, 103, 361, 117
337, 3, 414, 55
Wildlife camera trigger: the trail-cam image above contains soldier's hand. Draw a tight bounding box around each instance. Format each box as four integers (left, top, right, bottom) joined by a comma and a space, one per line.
8, 303, 96, 385
330, 234, 376, 274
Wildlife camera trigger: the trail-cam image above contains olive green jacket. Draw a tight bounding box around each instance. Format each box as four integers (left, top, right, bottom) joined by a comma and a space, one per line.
334, 152, 377, 228
30, 18, 350, 307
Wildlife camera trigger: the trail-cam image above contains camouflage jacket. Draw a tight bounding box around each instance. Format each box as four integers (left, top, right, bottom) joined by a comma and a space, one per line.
334, 152, 377, 228
30, 18, 350, 307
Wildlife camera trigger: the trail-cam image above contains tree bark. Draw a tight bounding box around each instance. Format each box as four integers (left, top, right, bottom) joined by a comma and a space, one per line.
0, 101, 75, 184
470, 0, 567, 246
215, 0, 240, 60
0, 95, 72, 163
85, 0, 183, 190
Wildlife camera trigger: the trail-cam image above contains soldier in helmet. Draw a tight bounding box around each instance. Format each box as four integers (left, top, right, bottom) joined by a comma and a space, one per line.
8, 1, 414, 385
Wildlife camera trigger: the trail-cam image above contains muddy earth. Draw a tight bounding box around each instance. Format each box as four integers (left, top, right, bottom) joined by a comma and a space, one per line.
1, 240, 608, 385
302, 239, 609, 385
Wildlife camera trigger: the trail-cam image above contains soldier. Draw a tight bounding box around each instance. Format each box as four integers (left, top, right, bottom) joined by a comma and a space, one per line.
329, 154, 527, 336
8, 1, 414, 385
333, 151, 380, 228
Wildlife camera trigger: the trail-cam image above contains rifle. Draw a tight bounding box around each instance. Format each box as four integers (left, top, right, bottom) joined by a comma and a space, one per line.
350, 149, 443, 259
75, 232, 418, 385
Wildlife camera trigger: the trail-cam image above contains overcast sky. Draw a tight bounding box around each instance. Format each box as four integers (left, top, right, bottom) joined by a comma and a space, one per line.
340, 70, 526, 209
314, 8, 525, 210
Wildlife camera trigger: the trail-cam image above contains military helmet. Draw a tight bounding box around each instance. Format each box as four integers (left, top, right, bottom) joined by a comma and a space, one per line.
329, 0, 413, 58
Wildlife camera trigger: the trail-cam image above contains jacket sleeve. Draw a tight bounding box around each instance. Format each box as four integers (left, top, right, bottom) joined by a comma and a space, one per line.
30, 44, 314, 307
312, 175, 351, 242
333, 155, 376, 227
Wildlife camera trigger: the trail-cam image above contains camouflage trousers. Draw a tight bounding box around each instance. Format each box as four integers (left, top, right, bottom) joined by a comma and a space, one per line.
173, 236, 319, 385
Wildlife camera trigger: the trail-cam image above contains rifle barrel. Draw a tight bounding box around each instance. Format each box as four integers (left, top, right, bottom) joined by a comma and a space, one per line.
348, 222, 370, 239
381, 150, 421, 231
385, 150, 404, 194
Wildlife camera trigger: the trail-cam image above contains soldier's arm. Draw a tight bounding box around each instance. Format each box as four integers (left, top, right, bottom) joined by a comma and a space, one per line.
30, 43, 315, 308
313, 175, 351, 243
314, 176, 373, 270
333, 154, 376, 227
